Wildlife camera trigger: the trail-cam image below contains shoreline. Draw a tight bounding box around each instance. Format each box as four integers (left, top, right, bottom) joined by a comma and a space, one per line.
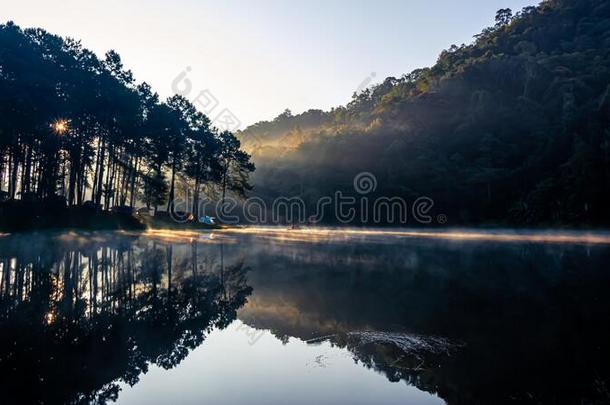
3, 225, 610, 246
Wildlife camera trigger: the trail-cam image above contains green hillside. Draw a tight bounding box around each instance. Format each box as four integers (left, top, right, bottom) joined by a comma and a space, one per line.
240, 0, 610, 226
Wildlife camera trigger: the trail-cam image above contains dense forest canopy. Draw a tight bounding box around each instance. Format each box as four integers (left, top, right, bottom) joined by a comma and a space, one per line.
240, 0, 610, 226
0, 22, 254, 217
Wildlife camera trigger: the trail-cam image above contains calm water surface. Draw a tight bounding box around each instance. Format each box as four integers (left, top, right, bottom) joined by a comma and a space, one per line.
1, 227, 609, 404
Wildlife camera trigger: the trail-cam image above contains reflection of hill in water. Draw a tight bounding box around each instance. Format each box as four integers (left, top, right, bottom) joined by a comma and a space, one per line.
0, 233, 251, 404
235, 235, 610, 405
2, 231, 610, 405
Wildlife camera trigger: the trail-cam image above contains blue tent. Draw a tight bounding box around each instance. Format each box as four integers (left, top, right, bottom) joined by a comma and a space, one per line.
199, 216, 216, 225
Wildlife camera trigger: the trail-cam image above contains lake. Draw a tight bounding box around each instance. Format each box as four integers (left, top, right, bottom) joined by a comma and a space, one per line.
1, 227, 609, 404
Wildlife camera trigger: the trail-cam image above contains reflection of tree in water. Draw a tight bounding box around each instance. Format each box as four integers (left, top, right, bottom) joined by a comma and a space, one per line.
239, 239, 610, 405
0, 233, 252, 404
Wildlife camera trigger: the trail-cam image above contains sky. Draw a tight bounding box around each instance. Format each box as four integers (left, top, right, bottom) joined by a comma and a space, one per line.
2, 0, 536, 128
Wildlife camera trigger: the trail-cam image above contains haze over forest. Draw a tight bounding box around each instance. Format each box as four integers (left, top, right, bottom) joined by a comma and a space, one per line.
240, 0, 610, 226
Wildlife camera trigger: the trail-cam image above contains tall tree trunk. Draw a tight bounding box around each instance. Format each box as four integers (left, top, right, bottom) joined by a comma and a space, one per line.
167, 160, 176, 213
92, 139, 101, 203
68, 153, 78, 206
9, 146, 19, 200
104, 147, 115, 210
23, 143, 33, 195
77, 164, 86, 206
111, 156, 121, 208
59, 153, 67, 199
0, 152, 5, 194
129, 158, 139, 208
119, 154, 130, 206
6, 153, 12, 199
193, 175, 200, 220
95, 139, 106, 208
191, 241, 198, 276
19, 145, 26, 198
166, 245, 173, 297
221, 161, 229, 207
31, 159, 39, 196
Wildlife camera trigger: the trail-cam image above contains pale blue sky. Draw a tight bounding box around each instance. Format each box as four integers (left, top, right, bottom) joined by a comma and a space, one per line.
3, 0, 537, 127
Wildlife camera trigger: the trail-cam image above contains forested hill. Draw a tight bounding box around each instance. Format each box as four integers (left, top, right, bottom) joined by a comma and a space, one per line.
241, 0, 610, 226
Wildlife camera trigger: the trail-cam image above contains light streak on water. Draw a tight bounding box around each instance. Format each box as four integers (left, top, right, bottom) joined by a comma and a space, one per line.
216, 226, 610, 245
32, 227, 610, 246
121, 229, 238, 244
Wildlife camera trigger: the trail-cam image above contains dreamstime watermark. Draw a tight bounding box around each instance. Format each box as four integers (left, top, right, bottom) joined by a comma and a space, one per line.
356, 72, 377, 94
234, 320, 266, 346
169, 172, 448, 226
171, 66, 241, 132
